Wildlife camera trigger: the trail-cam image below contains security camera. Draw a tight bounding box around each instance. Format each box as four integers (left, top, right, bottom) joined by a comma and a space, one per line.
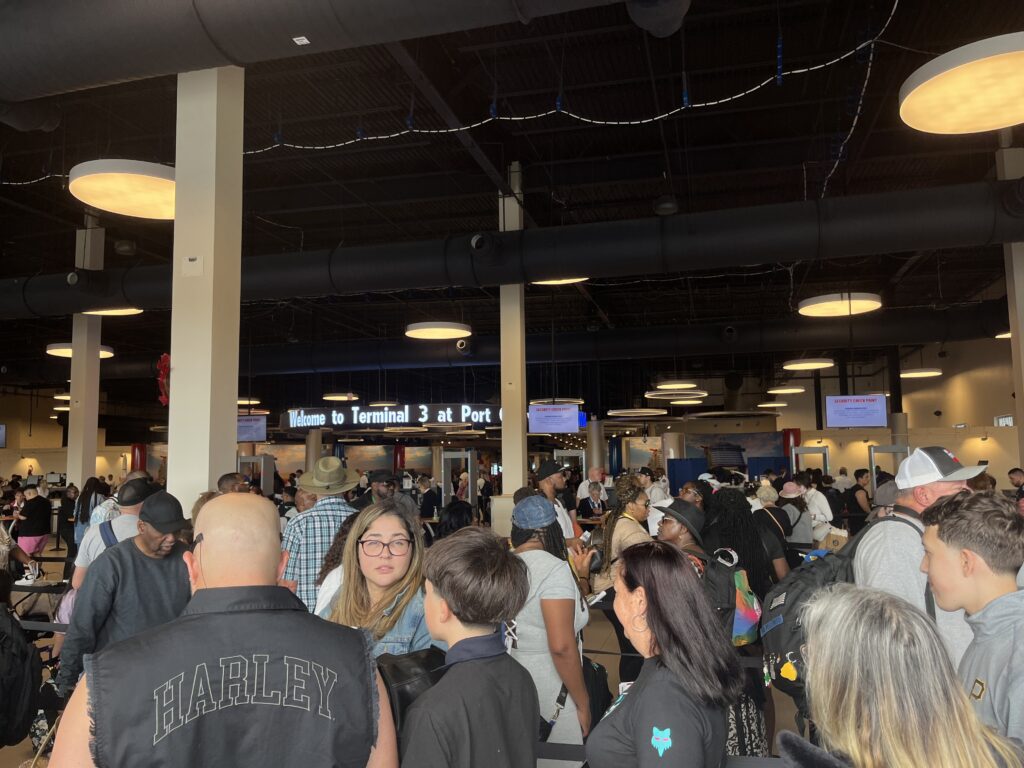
456, 338, 471, 355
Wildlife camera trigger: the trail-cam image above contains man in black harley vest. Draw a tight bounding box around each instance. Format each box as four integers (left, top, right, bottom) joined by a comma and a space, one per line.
50, 493, 398, 768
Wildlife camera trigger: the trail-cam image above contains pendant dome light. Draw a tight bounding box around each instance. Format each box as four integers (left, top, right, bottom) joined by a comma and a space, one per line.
782, 357, 834, 371
405, 322, 472, 340
68, 159, 175, 219
670, 399, 704, 406
323, 392, 359, 402
900, 32, 1024, 134
797, 292, 882, 317
900, 367, 943, 379
46, 343, 114, 359
645, 389, 708, 400
767, 385, 806, 395
531, 277, 589, 286
756, 401, 789, 408
82, 307, 144, 316
653, 379, 699, 390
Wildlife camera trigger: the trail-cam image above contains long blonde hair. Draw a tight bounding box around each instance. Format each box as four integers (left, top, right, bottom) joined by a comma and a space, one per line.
803, 584, 1021, 768
329, 500, 425, 641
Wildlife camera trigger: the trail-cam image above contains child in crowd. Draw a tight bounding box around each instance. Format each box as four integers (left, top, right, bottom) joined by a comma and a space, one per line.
921, 490, 1024, 741
400, 527, 538, 768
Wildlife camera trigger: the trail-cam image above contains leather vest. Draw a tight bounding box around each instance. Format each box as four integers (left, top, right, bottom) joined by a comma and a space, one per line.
86, 586, 377, 768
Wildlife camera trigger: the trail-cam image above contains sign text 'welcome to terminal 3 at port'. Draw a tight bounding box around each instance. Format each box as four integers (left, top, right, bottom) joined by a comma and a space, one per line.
281, 403, 504, 432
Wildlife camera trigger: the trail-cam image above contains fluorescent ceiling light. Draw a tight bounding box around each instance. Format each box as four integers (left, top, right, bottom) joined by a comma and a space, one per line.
529, 397, 585, 405
767, 385, 806, 395
757, 402, 789, 408
82, 307, 143, 316
782, 357, 834, 371
405, 321, 472, 340
654, 379, 698, 390
46, 343, 114, 359
68, 159, 175, 219
322, 392, 359, 402
900, 367, 943, 379
607, 408, 668, 417
531, 277, 589, 286
899, 32, 1024, 134
797, 292, 882, 317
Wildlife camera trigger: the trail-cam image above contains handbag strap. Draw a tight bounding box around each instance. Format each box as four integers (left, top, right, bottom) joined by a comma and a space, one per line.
547, 684, 570, 722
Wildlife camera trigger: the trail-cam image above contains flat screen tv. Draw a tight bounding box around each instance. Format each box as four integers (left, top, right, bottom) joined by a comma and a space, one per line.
824, 395, 888, 428
527, 404, 580, 434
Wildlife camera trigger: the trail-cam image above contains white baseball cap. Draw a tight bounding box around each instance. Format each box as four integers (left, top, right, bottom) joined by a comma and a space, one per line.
895, 446, 984, 490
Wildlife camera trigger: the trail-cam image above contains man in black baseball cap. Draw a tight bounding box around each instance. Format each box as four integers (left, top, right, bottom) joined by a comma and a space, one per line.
57, 490, 191, 696
535, 459, 577, 543
351, 468, 396, 512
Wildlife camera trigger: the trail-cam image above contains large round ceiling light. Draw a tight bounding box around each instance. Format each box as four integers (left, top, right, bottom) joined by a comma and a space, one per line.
368, 400, 400, 408
529, 397, 585, 405
782, 358, 834, 371
899, 32, 1024, 134
645, 390, 708, 400
900, 367, 943, 379
69, 159, 175, 219
996, 331, 1012, 339
53, 393, 71, 401
46, 343, 114, 359
82, 307, 144, 316
757, 401, 789, 408
797, 293, 882, 317
323, 392, 359, 402
607, 407, 668, 417
670, 399, 704, 406
531, 277, 589, 286
237, 398, 261, 406
405, 322, 472, 340
383, 426, 428, 433
53, 405, 70, 412
654, 379, 698, 390
767, 385, 806, 395
447, 429, 486, 436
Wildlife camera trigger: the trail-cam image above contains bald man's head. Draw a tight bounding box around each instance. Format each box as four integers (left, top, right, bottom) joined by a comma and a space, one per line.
183, 492, 286, 591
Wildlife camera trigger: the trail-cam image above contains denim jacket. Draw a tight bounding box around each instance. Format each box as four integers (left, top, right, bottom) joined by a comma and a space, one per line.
372, 587, 445, 658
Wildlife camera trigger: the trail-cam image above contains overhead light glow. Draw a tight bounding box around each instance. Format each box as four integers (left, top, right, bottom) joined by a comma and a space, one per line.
46, 343, 114, 359
654, 379, 698, 390
782, 357, 834, 371
238, 408, 270, 416
53, 405, 70, 412
237, 398, 261, 406
405, 321, 472, 340
49, 415, 58, 420
767, 385, 806, 395
527, 432, 552, 437
53, 393, 71, 401
322, 392, 359, 402
368, 400, 400, 408
996, 331, 1012, 339
337, 437, 363, 443
797, 292, 882, 317
607, 408, 668, 417
82, 307, 144, 316
447, 429, 486, 436
670, 399, 704, 405
899, 32, 1024, 134
68, 159, 175, 219
900, 367, 943, 379
529, 397, 585, 405
868, 392, 892, 398
757, 402, 789, 408
531, 277, 589, 286
646, 389, 708, 400
423, 421, 472, 429
383, 426, 428, 433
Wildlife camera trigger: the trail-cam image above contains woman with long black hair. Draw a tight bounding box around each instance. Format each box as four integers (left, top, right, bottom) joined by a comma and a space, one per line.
586, 541, 741, 768
72, 477, 102, 545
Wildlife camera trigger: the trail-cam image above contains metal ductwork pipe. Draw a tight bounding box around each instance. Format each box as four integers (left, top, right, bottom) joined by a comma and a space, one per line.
0, 181, 1021, 320
6, 299, 997, 383
0, 0, 619, 103
627, 0, 690, 38
0, 99, 61, 132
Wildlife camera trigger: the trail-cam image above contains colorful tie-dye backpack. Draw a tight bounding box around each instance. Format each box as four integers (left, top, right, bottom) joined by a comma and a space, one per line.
685, 548, 762, 647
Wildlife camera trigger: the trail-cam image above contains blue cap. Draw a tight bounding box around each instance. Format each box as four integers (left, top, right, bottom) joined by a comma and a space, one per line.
512, 495, 557, 529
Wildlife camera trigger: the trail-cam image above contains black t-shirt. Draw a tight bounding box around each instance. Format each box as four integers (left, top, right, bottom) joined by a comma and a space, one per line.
18, 495, 51, 536
845, 485, 869, 515
585, 657, 727, 768
419, 489, 440, 519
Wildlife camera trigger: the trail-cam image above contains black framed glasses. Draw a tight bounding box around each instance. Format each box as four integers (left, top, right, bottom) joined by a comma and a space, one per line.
357, 538, 412, 557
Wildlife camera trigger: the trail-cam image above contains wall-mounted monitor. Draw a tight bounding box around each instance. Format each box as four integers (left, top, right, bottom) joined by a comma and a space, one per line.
237, 415, 267, 442
824, 396, 888, 428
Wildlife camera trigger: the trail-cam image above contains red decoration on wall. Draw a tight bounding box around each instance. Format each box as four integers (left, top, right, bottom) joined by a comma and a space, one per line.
157, 353, 171, 406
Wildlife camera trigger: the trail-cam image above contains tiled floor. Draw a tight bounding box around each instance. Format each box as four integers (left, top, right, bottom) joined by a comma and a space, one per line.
0, 538, 801, 766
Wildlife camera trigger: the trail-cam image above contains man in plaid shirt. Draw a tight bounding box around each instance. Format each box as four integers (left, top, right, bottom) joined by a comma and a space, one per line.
282, 457, 360, 610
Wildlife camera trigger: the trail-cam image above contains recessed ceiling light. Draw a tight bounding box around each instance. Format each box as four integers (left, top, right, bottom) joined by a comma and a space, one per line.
654, 379, 698, 390
292, 35, 311, 46
46, 343, 114, 359
82, 307, 144, 316
900, 32, 1024, 134
900, 367, 943, 379
797, 293, 882, 317
607, 408, 668, 417
405, 321, 472, 340
782, 358, 834, 371
529, 397, 585, 405
68, 159, 175, 219
757, 402, 789, 408
996, 331, 1012, 339
322, 392, 359, 402
767, 385, 806, 395
531, 277, 589, 286
237, 398, 261, 406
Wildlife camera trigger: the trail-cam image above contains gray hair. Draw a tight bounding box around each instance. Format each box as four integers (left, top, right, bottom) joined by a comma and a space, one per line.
588, 481, 603, 493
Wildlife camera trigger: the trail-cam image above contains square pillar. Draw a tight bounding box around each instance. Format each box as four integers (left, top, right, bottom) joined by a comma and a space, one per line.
167, 66, 244, 506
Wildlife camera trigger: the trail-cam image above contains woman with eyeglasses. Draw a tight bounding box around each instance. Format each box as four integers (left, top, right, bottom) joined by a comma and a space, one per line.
327, 499, 437, 657
592, 475, 653, 683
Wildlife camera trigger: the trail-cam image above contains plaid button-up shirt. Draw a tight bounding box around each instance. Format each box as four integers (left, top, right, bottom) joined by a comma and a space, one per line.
282, 495, 356, 611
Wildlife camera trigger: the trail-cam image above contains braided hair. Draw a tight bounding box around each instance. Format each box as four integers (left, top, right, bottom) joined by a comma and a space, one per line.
704, 487, 775, 599
510, 521, 569, 562
598, 474, 645, 575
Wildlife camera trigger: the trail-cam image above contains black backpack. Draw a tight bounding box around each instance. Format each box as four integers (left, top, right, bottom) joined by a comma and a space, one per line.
759, 515, 934, 713
0, 607, 42, 746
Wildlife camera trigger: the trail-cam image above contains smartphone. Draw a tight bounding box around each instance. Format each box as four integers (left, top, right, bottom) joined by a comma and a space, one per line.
580, 530, 592, 545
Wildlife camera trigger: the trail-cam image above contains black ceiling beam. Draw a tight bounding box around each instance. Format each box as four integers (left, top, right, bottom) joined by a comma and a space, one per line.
384, 41, 536, 229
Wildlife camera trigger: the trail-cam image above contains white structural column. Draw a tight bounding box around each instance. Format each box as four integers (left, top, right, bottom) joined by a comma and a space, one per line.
586, 418, 606, 473
493, 162, 527, 537
997, 132, 1024, 465
167, 67, 245, 505
66, 217, 104, 487
305, 428, 325, 473
661, 431, 685, 477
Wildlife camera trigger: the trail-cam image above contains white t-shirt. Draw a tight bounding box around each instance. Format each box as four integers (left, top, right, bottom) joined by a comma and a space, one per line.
315, 564, 344, 618
803, 487, 833, 525
75, 514, 139, 569
832, 475, 855, 492
553, 498, 575, 539
577, 480, 608, 501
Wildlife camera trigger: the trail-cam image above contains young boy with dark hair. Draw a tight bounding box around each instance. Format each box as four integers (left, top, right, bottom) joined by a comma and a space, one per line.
400, 527, 539, 768
921, 489, 1024, 741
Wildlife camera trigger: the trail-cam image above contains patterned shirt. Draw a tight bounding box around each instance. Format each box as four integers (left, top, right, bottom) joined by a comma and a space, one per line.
282, 495, 356, 611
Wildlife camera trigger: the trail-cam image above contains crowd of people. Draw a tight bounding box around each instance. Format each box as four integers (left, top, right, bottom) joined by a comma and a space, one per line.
0, 446, 1022, 767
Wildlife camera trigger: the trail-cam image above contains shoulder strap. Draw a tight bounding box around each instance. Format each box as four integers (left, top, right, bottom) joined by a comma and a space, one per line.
99, 520, 118, 549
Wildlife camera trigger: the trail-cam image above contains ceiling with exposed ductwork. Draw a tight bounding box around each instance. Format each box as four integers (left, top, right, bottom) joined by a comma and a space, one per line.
0, 0, 1021, 441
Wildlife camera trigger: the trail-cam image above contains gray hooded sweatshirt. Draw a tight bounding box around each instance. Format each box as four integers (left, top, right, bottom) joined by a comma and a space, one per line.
959, 589, 1024, 742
